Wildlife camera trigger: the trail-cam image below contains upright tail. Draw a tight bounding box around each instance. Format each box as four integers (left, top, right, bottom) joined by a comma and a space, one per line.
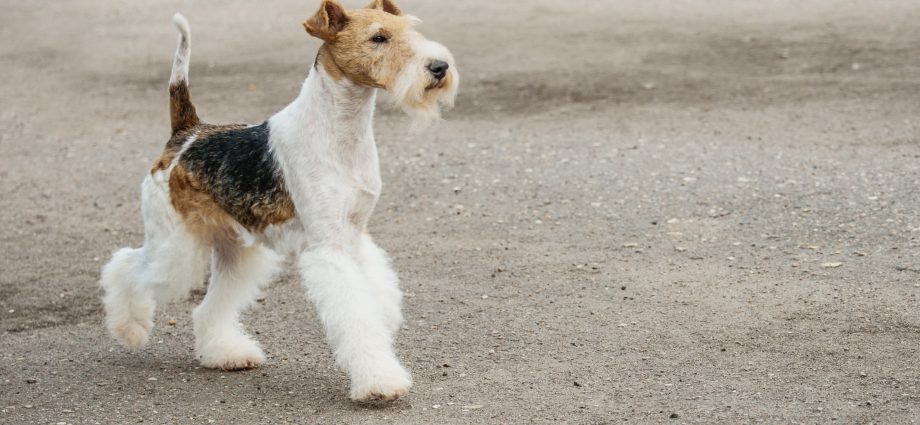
169, 13, 200, 134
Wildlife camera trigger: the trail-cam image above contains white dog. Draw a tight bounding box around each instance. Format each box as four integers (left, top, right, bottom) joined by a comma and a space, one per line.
99, 0, 457, 402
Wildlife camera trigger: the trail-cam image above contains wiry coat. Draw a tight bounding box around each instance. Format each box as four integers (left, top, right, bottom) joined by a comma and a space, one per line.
99, 0, 457, 403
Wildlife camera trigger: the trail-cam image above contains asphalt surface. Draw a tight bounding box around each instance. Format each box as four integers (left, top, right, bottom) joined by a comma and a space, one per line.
2, 0, 920, 423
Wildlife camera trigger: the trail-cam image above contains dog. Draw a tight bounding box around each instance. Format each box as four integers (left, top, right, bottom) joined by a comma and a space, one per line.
99, 0, 457, 402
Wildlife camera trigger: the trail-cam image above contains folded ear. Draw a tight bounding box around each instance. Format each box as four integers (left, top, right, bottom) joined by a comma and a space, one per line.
366, 0, 401, 16
303, 0, 349, 41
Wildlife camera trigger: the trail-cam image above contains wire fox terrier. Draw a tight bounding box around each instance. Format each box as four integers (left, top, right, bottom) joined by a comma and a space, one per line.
99, 0, 457, 402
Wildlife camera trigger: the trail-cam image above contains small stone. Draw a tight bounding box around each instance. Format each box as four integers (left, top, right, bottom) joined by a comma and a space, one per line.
148, 377, 157, 381
25, 378, 36, 384
821, 262, 843, 268
622, 242, 639, 248
167, 319, 177, 326
675, 246, 687, 252
670, 413, 680, 419
432, 404, 441, 409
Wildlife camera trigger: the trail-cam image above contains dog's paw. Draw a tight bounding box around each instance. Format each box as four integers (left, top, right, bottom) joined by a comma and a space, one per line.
110, 317, 153, 349
349, 364, 413, 402
198, 338, 265, 371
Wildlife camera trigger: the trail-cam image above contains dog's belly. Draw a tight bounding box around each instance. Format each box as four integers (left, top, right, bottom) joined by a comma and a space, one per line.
259, 219, 307, 256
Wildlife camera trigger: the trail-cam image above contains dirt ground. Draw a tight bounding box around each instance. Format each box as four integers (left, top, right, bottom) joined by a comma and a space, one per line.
2, 0, 920, 423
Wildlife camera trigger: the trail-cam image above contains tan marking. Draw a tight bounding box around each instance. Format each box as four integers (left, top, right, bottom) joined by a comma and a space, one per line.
169, 81, 200, 135
169, 163, 242, 248
303, 0, 350, 41
305, 1, 416, 90
366, 0, 402, 16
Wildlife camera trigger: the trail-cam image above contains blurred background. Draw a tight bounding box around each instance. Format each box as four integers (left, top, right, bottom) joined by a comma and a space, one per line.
2, 0, 919, 423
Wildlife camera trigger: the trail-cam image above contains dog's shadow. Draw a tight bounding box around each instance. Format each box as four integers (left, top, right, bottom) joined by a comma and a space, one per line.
101, 349, 412, 413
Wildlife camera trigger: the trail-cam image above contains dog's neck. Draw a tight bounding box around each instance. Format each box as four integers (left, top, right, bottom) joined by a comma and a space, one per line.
269, 61, 383, 200
274, 61, 377, 152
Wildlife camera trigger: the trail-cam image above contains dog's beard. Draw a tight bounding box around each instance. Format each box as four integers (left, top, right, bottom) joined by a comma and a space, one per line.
389, 46, 458, 128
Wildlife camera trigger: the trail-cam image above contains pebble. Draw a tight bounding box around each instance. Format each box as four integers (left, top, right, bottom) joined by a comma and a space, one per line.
821, 262, 843, 268
167, 319, 177, 326
622, 243, 639, 248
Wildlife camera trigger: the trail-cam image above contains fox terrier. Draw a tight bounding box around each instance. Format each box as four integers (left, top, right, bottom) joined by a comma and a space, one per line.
99, 0, 457, 402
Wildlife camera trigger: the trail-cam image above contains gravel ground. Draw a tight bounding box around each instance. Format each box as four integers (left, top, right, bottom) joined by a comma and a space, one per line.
2, 0, 920, 423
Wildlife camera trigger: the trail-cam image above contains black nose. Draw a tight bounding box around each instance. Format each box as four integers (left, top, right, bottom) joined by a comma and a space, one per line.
427, 60, 449, 80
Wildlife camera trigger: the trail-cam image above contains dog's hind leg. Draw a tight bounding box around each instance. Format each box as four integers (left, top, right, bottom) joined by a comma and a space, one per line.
100, 174, 209, 349
192, 242, 281, 370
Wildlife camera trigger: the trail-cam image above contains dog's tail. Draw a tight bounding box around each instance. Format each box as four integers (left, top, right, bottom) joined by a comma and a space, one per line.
169, 13, 200, 135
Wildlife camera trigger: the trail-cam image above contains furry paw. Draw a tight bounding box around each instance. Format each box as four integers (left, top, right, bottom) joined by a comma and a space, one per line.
349, 364, 413, 402
110, 317, 153, 349
197, 338, 265, 371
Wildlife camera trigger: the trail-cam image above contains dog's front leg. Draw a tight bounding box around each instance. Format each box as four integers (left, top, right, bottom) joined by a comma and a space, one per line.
299, 244, 412, 402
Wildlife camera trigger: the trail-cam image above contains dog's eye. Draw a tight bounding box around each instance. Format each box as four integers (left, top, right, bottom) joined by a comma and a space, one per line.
371, 35, 388, 43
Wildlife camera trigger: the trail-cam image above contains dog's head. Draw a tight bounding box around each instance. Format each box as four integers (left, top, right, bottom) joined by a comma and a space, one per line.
304, 0, 458, 122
